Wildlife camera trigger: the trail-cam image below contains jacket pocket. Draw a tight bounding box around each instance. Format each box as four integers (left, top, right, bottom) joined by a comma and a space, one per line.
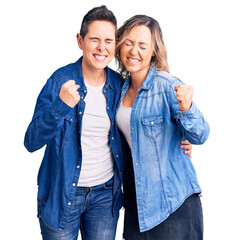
141, 115, 163, 139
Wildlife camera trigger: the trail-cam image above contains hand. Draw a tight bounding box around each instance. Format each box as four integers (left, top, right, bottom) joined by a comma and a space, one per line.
180, 140, 192, 159
174, 84, 193, 111
59, 80, 80, 108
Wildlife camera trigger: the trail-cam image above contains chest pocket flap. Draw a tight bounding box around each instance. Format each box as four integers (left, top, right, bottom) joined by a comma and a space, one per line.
141, 115, 163, 139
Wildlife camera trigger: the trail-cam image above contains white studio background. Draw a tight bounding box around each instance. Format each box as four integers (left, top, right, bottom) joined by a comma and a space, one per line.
0, 0, 233, 239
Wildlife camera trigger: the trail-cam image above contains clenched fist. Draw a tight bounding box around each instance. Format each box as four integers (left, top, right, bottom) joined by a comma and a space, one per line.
174, 84, 193, 111
59, 80, 80, 108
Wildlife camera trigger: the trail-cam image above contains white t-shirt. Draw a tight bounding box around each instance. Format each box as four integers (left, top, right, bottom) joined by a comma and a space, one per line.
78, 82, 114, 187
116, 101, 132, 147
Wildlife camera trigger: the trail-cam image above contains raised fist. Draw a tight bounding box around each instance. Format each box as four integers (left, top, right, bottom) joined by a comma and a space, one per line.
59, 80, 80, 108
174, 84, 193, 111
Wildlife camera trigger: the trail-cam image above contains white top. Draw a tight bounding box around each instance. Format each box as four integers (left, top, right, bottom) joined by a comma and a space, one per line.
78, 82, 114, 187
116, 101, 132, 147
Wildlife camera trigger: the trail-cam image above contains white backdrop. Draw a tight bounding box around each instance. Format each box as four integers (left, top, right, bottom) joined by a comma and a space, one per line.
1, 0, 233, 239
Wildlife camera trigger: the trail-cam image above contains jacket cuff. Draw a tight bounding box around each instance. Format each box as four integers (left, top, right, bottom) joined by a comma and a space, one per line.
176, 102, 200, 122
50, 96, 73, 117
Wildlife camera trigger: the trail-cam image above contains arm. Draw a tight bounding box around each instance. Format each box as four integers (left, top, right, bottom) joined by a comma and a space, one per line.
169, 81, 210, 145
24, 78, 79, 152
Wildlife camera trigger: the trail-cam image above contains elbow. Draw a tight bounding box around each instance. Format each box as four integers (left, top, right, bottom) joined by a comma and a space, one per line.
24, 136, 33, 153
201, 122, 210, 144
24, 134, 36, 153
195, 123, 210, 145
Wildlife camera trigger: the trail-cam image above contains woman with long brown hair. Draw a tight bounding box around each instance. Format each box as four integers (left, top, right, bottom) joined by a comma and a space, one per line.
116, 15, 209, 240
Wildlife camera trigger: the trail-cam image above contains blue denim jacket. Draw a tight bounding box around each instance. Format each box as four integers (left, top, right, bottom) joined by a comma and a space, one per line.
24, 57, 124, 230
120, 67, 210, 232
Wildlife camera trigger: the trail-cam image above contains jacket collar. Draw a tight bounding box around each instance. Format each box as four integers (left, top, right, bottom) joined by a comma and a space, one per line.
72, 57, 115, 90
140, 66, 157, 90
122, 66, 157, 91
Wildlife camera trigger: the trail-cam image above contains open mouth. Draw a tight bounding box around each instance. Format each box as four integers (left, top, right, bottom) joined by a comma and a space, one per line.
127, 57, 141, 64
93, 54, 107, 62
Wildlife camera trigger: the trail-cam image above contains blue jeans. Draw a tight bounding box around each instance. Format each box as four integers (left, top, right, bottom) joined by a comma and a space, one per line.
38, 177, 119, 240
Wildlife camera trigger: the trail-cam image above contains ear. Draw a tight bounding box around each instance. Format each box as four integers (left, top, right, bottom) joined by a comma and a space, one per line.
77, 33, 83, 50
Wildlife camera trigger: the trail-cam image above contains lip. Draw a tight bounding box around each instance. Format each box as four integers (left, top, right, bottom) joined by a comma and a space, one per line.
127, 57, 141, 64
93, 54, 108, 62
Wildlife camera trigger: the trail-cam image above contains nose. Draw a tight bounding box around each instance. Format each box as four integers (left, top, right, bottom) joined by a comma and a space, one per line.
130, 45, 138, 55
97, 42, 105, 52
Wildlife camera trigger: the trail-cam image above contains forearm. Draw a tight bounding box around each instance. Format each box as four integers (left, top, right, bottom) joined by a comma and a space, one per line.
24, 96, 72, 152
176, 102, 210, 144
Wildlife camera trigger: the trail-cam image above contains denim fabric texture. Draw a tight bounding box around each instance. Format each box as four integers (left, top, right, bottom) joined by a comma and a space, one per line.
119, 66, 210, 232
24, 57, 124, 230
124, 191, 203, 240
38, 177, 119, 240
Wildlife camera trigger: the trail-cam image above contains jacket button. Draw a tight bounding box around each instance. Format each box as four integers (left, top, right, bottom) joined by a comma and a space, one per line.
139, 201, 142, 204
116, 155, 119, 158
68, 202, 71, 206
111, 137, 114, 140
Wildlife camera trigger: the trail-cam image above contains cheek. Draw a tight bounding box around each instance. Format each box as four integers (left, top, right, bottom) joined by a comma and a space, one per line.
120, 47, 127, 61
108, 44, 115, 54
142, 51, 153, 64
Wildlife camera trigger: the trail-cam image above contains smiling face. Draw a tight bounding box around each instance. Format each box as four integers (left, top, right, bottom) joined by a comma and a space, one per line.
77, 20, 116, 72
120, 25, 155, 77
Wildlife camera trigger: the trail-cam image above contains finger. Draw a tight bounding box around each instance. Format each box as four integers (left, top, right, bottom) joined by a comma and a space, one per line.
174, 85, 179, 91
69, 84, 80, 92
69, 84, 80, 91
63, 80, 76, 88
181, 140, 190, 144
180, 145, 192, 151
189, 153, 192, 159
184, 150, 192, 155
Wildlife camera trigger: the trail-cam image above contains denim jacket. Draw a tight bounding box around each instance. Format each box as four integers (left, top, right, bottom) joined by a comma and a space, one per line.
24, 57, 124, 230
120, 67, 210, 232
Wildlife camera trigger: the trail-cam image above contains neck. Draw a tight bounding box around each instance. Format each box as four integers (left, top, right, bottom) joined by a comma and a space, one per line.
129, 66, 150, 91
82, 61, 106, 87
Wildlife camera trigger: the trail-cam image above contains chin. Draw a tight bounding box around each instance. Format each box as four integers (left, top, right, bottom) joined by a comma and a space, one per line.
125, 66, 140, 73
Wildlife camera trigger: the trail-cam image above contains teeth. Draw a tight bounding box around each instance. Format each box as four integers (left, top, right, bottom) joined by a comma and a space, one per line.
95, 55, 106, 60
128, 57, 140, 63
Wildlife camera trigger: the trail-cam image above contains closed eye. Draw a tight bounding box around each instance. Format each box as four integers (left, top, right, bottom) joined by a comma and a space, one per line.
90, 37, 99, 42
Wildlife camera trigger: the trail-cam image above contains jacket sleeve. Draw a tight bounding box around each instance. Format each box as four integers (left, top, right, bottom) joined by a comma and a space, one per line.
169, 81, 210, 145
24, 77, 72, 152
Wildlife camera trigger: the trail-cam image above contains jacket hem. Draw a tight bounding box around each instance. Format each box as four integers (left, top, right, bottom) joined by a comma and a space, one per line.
139, 190, 202, 232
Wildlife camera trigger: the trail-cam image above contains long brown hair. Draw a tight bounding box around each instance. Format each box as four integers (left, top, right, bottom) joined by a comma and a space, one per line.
116, 15, 169, 79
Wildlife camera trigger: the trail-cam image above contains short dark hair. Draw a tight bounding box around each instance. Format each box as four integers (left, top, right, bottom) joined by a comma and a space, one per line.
80, 5, 117, 38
